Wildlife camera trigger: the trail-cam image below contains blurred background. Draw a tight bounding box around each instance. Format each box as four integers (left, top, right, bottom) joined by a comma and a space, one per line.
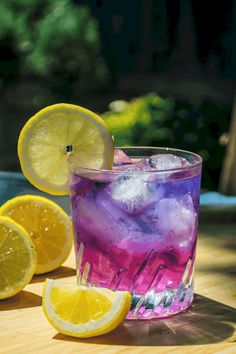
0, 0, 235, 195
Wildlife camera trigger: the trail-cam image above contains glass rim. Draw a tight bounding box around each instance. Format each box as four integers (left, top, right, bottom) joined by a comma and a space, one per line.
68, 146, 202, 175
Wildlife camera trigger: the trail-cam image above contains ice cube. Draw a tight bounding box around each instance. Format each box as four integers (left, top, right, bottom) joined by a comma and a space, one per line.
96, 190, 142, 234
155, 195, 197, 248
75, 191, 143, 246
113, 149, 132, 166
108, 169, 163, 214
148, 154, 183, 170
132, 158, 151, 171
110, 173, 150, 214
96, 190, 164, 252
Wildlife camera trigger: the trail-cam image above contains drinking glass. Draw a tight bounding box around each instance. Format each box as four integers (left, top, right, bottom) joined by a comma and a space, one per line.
68, 147, 202, 319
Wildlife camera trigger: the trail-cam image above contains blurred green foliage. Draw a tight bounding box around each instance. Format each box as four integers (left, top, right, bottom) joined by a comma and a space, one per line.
0, 0, 110, 172
0, 1, 231, 192
104, 94, 174, 146
0, 0, 109, 91
103, 93, 231, 190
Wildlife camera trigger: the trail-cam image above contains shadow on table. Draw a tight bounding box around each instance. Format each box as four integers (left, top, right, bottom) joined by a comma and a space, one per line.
0, 290, 42, 311
30, 266, 76, 283
53, 294, 236, 346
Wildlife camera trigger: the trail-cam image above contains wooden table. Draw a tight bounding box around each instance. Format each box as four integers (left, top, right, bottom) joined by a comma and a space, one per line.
1, 223, 236, 353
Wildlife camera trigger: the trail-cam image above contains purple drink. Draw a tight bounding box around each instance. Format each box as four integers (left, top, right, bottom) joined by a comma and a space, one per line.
69, 147, 202, 319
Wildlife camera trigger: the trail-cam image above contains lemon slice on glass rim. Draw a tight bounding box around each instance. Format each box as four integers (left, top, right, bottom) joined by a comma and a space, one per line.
43, 279, 131, 338
18, 103, 114, 195
0, 216, 36, 299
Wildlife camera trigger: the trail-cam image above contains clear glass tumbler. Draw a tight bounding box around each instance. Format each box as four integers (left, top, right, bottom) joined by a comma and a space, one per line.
69, 147, 202, 319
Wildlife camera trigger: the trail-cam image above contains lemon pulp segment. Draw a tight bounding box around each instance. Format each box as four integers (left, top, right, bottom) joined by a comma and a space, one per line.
0, 216, 36, 299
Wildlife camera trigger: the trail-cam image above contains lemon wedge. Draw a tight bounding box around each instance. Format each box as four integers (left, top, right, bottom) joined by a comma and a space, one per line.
0, 216, 36, 299
43, 279, 131, 338
0, 195, 73, 274
17, 103, 114, 195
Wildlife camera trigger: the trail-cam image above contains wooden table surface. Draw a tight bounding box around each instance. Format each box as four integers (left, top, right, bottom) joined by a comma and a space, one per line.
1, 223, 236, 354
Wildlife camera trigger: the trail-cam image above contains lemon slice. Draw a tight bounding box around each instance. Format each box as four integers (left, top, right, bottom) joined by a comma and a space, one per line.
18, 103, 114, 195
0, 216, 36, 299
43, 279, 131, 338
0, 195, 73, 274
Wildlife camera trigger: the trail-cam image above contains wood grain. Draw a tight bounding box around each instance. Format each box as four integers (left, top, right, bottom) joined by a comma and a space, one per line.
1, 223, 236, 353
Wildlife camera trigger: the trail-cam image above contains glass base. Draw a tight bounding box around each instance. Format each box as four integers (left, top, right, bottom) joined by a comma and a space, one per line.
127, 284, 194, 320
